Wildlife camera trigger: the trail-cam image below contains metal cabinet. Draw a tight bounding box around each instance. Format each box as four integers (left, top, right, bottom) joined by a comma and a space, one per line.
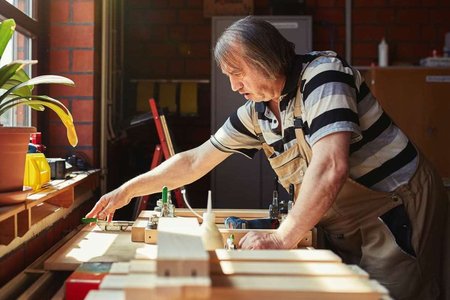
211, 16, 312, 208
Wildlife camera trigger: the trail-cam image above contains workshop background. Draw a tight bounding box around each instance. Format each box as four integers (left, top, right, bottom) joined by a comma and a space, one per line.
1, 0, 450, 289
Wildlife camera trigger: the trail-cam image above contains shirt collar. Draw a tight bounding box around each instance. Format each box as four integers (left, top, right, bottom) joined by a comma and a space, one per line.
255, 54, 309, 113
280, 55, 305, 97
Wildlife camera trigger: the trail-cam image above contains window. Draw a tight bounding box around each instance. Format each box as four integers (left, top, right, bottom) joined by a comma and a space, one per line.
7, 0, 33, 18
0, 0, 37, 127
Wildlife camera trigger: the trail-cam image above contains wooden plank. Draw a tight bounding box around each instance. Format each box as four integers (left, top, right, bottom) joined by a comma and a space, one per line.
144, 227, 158, 244
131, 218, 149, 242
211, 261, 368, 277
210, 275, 388, 300
0, 203, 25, 222
85, 290, 125, 300
138, 209, 269, 224
17, 272, 54, 300
135, 244, 158, 260
211, 249, 342, 263
0, 215, 16, 245
155, 276, 211, 299
122, 274, 156, 299
30, 203, 61, 226
129, 260, 156, 273
17, 208, 30, 237
25, 170, 99, 209
156, 217, 209, 277
44, 226, 147, 271
45, 187, 74, 208
109, 262, 130, 274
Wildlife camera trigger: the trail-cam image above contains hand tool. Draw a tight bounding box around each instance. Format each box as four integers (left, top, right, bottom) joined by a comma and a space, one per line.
81, 218, 134, 231
269, 176, 280, 219
224, 216, 279, 229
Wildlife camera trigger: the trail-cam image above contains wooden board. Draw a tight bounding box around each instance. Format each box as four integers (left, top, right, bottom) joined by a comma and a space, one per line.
211, 249, 341, 263
131, 219, 149, 242
138, 209, 269, 224
156, 217, 209, 277
44, 226, 147, 271
209, 275, 387, 300
211, 261, 368, 277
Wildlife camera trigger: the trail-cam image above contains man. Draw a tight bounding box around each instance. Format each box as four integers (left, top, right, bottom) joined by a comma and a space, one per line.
87, 16, 448, 299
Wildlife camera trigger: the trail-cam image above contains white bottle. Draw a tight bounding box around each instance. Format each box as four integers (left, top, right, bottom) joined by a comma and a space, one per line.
200, 191, 223, 250
378, 38, 389, 67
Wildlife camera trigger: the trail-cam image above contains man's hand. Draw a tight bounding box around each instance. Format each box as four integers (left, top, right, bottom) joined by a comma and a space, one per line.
85, 187, 131, 222
238, 231, 288, 249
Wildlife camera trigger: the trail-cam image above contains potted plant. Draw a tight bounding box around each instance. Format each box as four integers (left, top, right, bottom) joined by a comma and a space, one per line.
0, 18, 78, 205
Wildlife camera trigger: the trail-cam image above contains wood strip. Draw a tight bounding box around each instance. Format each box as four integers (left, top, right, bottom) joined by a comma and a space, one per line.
210, 275, 387, 300
156, 217, 208, 277
155, 277, 211, 299
211, 249, 341, 263
138, 209, 269, 224
210, 261, 368, 277
85, 290, 125, 300
129, 260, 156, 273
109, 262, 130, 274
144, 227, 157, 244
44, 226, 147, 271
131, 219, 149, 242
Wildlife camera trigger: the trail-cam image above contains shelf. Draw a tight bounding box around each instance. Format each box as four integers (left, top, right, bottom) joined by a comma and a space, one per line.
0, 170, 100, 246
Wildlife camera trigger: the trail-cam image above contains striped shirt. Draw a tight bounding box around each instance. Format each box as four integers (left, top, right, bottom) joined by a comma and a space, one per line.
211, 51, 418, 192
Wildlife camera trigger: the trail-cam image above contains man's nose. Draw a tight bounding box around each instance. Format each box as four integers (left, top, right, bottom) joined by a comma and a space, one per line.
230, 77, 243, 92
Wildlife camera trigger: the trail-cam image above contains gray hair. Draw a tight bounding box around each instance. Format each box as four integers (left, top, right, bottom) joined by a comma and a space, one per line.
214, 16, 296, 80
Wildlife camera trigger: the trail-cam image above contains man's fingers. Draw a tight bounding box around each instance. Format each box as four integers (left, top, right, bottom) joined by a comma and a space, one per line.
85, 197, 109, 219
98, 201, 116, 221
239, 232, 252, 249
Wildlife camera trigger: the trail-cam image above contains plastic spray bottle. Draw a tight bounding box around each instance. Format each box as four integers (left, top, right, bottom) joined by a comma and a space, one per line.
378, 38, 389, 67
200, 190, 224, 250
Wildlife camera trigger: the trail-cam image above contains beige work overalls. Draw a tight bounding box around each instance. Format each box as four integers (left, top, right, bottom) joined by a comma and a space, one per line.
252, 86, 448, 300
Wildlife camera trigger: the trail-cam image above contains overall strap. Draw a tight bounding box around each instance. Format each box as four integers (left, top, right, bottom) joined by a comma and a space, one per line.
293, 86, 313, 164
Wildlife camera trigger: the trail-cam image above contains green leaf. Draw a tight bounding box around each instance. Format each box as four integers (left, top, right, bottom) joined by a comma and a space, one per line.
0, 60, 34, 90
0, 74, 74, 103
0, 94, 70, 116
0, 19, 15, 59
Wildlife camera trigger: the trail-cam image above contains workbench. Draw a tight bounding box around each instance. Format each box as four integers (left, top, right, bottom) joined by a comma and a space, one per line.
0, 170, 100, 299
30, 209, 390, 300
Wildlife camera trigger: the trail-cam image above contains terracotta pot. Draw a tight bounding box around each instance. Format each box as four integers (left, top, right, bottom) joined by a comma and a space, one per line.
0, 126, 36, 200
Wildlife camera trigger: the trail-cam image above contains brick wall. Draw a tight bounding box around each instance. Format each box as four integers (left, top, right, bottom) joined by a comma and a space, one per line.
44, 0, 97, 168
125, 0, 450, 78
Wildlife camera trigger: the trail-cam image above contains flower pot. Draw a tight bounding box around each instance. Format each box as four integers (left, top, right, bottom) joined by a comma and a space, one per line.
0, 126, 36, 205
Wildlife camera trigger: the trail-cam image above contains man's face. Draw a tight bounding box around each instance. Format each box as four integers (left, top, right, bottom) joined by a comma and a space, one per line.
221, 48, 282, 102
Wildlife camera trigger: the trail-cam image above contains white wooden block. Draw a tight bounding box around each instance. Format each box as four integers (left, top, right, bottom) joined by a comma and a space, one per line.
85, 290, 125, 300
129, 260, 156, 273
100, 275, 129, 290
155, 276, 211, 299
123, 274, 157, 299
211, 275, 387, 299
131, 218, 149, 242
109, 262, 130, 274
212, 249, 341, 263
144, 227, 158, 244
156, 217, 209, 277
134, 244, 158, 260
212, 261, 369, 277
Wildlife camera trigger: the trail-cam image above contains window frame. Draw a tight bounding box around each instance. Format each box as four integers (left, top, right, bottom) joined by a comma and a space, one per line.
0, 0, 39, 127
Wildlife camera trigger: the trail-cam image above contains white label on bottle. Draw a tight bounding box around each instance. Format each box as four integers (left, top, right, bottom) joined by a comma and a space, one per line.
426, 75, 450, 83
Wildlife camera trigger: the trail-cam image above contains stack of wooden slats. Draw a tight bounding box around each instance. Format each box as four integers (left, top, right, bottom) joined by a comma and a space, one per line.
85, 216, 390, 300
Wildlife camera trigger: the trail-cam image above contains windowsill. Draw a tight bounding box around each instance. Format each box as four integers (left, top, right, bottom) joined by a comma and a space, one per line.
0, 170, 100, 257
